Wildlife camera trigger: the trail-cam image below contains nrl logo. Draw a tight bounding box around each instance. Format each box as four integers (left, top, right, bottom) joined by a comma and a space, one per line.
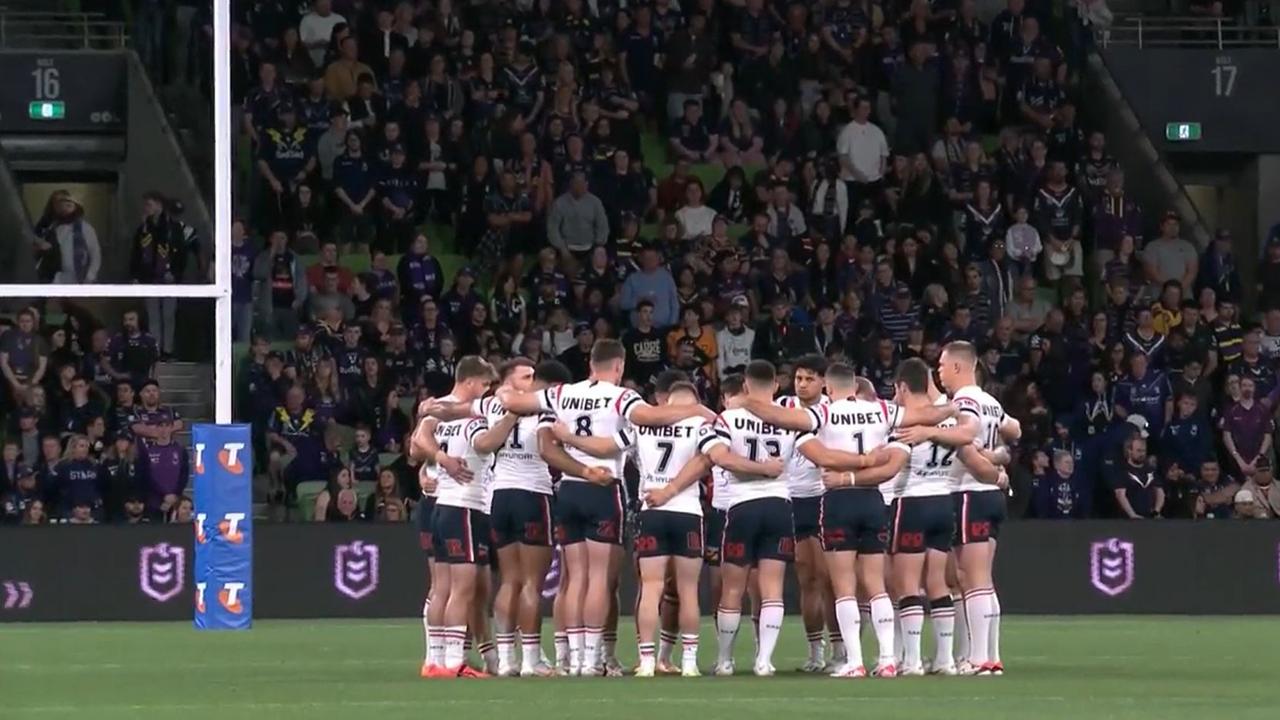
333, 541, 380, 600
1089, 537, 1135, 597
139, 542, 186, 603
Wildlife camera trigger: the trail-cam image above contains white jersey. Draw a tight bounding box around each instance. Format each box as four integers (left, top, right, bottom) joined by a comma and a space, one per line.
707, 407, 808, 508
475, 395, 555, 495
537, 379, 641, 484
796, 396, 904, 504
710, 466, 732, 511
628, 416, 711, 516
890, 416, 956, 498
951, 384, 1006, 494
419, 459, 437, 498
777, 395, 830, 499
433, 395, 493, 512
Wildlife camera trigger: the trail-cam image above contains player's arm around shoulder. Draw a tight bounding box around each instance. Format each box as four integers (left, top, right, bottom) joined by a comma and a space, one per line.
797, 432, 874, 472
626, 389, 715, 426
727, 394, 823, 432
832, 443, 910, 488
551, 419, 632, 458
472, 413, 517, 454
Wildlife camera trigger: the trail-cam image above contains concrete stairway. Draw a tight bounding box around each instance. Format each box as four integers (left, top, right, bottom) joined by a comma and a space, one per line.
154, 361, 212, 442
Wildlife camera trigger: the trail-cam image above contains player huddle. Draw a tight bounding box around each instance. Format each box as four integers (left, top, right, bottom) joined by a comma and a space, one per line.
412, 339, 1020, 679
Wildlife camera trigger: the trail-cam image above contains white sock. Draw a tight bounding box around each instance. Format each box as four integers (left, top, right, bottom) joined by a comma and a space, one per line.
427, 624, 446, 666
496, 632, 516, 669
715, 608, 741, 665
555, 632, 570, 669
833, 596, 864, 669
637, 641, 656, 670
421, 599, 431, 663
869, 594, 896, 666
567, 628, 584, 672
899, 596, 925, 668
953, 595, 969, 664
444, 626, 467, 669
989, 591, 1002, 664
756, 601, 784, 668
658, 630, 677, 665
964, 589, 994, 666
681, 633, 699, 670
522, 637, 542, 672
858, 602, 871, 641
893, 602, 903, 665
806, 630, 825, 664
584, 627, 604, 671
930, 597, 956, 668
478, 641, 498, 673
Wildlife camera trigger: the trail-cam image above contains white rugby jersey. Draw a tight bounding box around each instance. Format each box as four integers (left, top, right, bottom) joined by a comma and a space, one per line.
628, 417, 712, 516
950, 384, 1007, 494
419, 460, 437, 498
889, 416, 956, 498
706, 408, 807, 508
777, 395, 830, 499
710, 466, 732, 511
433, 395, 493, 512
537, 380, 640, 483
796, 396, 903, 504
474, 395, 555, 495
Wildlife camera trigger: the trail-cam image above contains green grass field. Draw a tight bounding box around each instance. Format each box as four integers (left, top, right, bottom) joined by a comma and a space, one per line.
2, 616, 1277, 719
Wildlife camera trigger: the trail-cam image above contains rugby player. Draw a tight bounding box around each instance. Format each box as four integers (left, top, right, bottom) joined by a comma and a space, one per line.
495, 340, 714, 676
734, 362, 954, 678
894, 342, 1020, 675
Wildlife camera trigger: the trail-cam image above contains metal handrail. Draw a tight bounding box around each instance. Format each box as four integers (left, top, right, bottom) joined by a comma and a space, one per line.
0, 11, 127, 49
1097, 15, 1280, 49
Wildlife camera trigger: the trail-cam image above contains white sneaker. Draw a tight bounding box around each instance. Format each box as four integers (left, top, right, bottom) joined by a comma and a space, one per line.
899, 663, 925, 677
828, 663, 868, 678
520, 662, 556, 678
714, 660, 736, 677
872, 662, 897, 678
753, 662, 775, 677
956, 659, 976, 675
681, 664, 702, 677
800, 658, 826, 673
929, 662, 958, 676
496, 662, 517, 678
604, 658, 625, 677
634, 662, 655, 678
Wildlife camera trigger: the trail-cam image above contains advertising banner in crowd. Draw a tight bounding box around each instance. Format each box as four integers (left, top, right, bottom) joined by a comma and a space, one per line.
0, 522, 1276, 622
192, 424, 253, 630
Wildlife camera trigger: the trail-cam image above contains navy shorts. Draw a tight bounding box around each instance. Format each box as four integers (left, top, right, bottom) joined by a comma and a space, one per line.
490, 488, 554, 548
554, 481, 624, 546
792, 495, 823, 541
888, 495, 954, 554
417, 496, 437, 557
432, 505, 492, 565
722, 497, 795, 567
819, 489, 888, 555
952, 490, 1007, 545
635, 510, 704, 559
703, 506, 727, 566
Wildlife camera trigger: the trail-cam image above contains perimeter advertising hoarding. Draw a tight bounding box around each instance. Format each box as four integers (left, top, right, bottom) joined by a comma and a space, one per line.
0, 522, 1275, 622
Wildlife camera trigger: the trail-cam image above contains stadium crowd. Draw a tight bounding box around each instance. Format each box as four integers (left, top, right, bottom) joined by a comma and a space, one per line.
6, 0, 1280, 524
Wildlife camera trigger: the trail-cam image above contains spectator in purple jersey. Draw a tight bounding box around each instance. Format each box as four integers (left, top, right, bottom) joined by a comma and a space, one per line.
137, 424, 188, 519
104, 311, 159, 386
230, 219, 257, 342
1221, 377, 1275, 480
128, 380, 184, 445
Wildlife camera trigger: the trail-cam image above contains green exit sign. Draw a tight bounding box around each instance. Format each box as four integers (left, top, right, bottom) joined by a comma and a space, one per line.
1166, 122, 1202, 141
28, 101, 65, 120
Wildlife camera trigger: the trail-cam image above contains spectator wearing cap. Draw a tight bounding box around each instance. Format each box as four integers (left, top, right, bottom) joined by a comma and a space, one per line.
1222, 376, 1274, 479
129, 379, 184, 441
256, 103, 316, 232
375, 142, 418, 253
1197, 228, 1241, 303
547, 172, 609, 261
1109, 434, 1164, 518
558, 324, 596, 381
130, 191, 188, 359
440, 267, 484, 333
1, 464, 41, 524
104, 310, 159, 387
284, 325, 324, 383
0, 308, 48, 409
1144, 212, 1199, 295
879, 285, 919, 344
620, 245, 679, 330
1237, 459, 1280, 518
252, 229, 307, 340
